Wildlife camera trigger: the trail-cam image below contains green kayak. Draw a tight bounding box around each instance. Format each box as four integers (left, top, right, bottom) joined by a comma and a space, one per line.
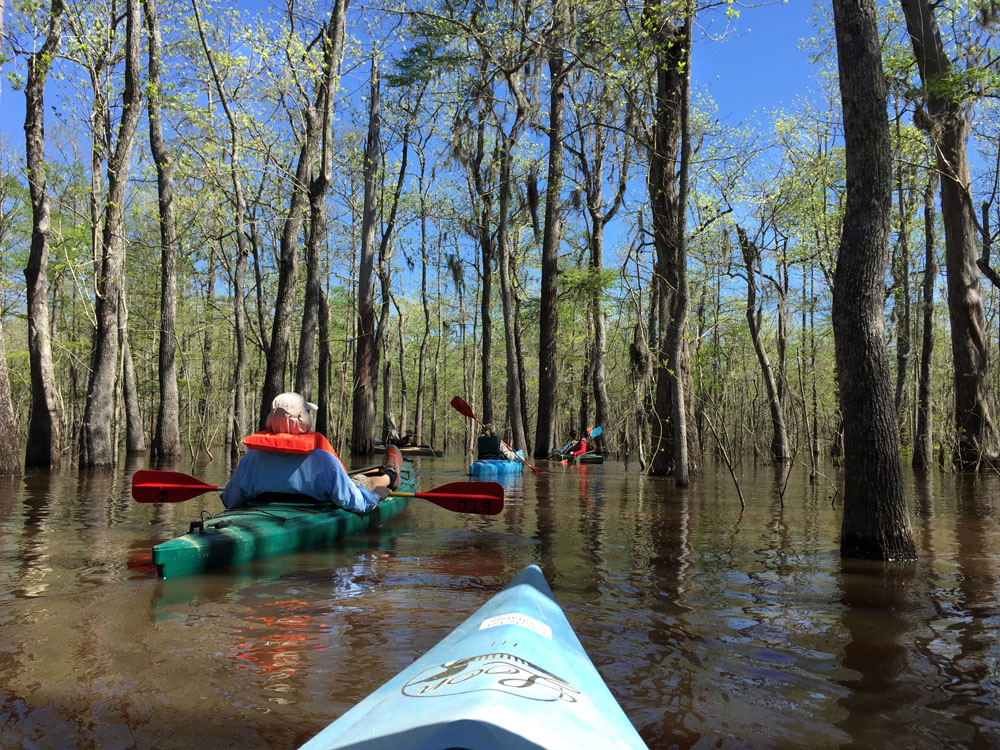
399, 445, 444, 457
151, 462, 416, 579
551, 452, 605, 464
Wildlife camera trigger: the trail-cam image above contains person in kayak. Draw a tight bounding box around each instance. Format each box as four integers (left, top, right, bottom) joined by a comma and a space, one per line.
558, 430, 588, 457
388, 430, 416, 448
476, 424, 518, 461
221, 392, 402, 512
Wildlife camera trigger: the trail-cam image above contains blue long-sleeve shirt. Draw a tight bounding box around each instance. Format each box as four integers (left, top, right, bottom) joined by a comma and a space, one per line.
220, 448, 378, 513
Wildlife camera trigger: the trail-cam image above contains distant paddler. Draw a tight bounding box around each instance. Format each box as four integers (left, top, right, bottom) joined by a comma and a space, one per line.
476, 423, 519, 462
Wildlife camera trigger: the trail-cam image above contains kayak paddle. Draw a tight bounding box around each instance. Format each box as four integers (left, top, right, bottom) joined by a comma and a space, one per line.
450, 396, 544, 474
131, 470, 504, 516
132, 470, 220, 503
389, 481, 504, 516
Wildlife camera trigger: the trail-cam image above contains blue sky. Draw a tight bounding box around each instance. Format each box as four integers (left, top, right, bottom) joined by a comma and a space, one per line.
696, 1, 820, 125
0, 1, 821, 146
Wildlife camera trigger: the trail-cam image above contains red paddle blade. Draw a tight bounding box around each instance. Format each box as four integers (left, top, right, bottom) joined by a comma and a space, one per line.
399, 480, 504, 516
449, 396, 477, 420
131, 469, 221, 503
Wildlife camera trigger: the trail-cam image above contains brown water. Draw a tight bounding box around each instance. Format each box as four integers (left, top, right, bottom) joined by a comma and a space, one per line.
0, 454, 998, 749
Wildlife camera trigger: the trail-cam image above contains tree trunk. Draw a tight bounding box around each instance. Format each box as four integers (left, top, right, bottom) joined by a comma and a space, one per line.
0, 322, 20, 476
317, 285, 332, 436
22, 0, 64, 469
533, 0, 568, 459
395, 299, 407, 435
120, 295, 146, 454
892, 145, 913, 420
913, 170, 939, 468
666, 6, 694, 486
431, 237, 444, 449
381, 341, 397, 441
350, 59, 380, 455
250, 221, 269, 353
900, 0, 999, 468
497, 129, 528, 452
199, 249, 215, 454
80, 0, 142, 468
192, 0, 254, 452
147, 0, 180, 460
737, 226, 790, 462
414, 170, 430, 444
258, 144, 312, 426
571, 80, 630, 456
645, 2, 692, 481
296, 2, 346, 402
832, 0, 916, 560
259, 3, 342, 426
472, 92, 495, 428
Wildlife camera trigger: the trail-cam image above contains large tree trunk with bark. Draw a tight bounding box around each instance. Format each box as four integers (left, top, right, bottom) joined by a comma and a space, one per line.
533, 0, 567, 459
913, 170, 939, 468
80, 0, 142, 468
471, 87, 495, 428
22, 0, 64, 469
146, 0, 180, 461
645, 2, 694, 482
832, 0, 916, 561
350, 60, 381, 455
900, 0, 999, 468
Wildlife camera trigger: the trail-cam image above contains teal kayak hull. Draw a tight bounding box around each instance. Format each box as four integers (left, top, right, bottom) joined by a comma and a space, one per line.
299, 564, 648, 750
152, 462, 416, 579
399, 445, 444, 457
469, 450, 525, 477
551, 452, 604, 464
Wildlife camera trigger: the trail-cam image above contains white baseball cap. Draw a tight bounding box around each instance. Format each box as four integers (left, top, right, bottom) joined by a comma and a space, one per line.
266, 392, 318, 435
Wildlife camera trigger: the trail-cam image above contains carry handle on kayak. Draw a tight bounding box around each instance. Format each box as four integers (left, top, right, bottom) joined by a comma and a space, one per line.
450, 396, 544, 474
130, 470, 504, 515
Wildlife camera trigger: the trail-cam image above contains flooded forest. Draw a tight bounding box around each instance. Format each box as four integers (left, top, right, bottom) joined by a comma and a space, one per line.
0, 0, 999, 563
3, 1, 1000, 748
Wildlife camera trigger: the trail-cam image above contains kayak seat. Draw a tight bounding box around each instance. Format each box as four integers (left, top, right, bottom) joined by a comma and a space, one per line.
250, 492, 326, 505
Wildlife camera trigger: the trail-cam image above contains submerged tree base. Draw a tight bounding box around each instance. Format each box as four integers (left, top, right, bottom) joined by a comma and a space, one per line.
840, 531, 917, 563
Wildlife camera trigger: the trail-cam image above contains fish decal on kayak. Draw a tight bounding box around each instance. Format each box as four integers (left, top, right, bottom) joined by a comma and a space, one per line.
402, 652, 582, 703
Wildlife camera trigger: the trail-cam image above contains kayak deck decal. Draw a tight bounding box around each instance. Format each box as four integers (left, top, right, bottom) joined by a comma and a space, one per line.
401, 653, 580, 703
479, 613, 552, 639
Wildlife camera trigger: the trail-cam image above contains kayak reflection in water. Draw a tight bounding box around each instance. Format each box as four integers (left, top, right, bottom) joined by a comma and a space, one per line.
221, 392, 402, 512
476, 424, 518, 461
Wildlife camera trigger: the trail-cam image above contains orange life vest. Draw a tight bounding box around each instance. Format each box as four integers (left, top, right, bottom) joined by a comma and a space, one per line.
241, 431, 349, 473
